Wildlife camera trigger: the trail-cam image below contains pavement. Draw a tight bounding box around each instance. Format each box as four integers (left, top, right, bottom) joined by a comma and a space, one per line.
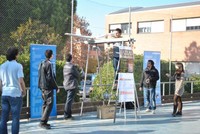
5, 100, 200, 134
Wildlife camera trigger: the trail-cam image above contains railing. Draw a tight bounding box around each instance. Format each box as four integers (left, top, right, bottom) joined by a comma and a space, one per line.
24, 81, 200, 107
1, 81, 200, 120
160, 81, 200, 96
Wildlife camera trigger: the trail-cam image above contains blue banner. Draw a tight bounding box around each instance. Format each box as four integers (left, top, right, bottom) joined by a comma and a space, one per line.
143, 51, 161, 105
30, 44, 57, 119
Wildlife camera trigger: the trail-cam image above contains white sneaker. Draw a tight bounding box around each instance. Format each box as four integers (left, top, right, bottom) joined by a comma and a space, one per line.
145, 109, 151, 112
152, 110, 155, 114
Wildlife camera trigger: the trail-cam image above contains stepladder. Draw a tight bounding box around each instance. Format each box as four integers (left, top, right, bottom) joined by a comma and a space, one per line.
107, 45, 141, 123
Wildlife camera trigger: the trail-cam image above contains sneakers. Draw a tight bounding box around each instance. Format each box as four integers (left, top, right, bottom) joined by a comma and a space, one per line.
145, 109, 151, 112
39, 123, 51, 129
145, 109, 156, 114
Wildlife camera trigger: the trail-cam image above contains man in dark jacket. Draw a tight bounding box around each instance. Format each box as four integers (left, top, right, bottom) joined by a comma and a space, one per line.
38, 49, 59, 129
63, 53, 79, 120
139, 60, 159, 114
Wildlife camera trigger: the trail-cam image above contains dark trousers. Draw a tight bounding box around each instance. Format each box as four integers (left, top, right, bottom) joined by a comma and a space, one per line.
113, 57, 119, 82
64, 89, 76, 118
173, 95, 182, 114
40, 89, 54, 124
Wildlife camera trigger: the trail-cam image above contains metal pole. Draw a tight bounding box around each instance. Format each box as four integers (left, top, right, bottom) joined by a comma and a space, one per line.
128, 0, 132, 37
70, 0, 74, 55
80, 44, 90, 116
96, 47, 102, 85
169, 16, 173, 95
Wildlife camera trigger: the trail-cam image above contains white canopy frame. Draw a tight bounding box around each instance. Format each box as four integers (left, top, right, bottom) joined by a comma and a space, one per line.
65, 33, 136, 117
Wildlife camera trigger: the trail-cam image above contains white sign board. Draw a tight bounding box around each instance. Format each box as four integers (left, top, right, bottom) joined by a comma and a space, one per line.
118, 73, 135, 102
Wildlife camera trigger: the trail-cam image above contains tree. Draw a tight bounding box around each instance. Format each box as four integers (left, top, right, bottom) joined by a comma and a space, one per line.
10, 18, 62, 55
0, 0, 77, 35
65, 14, 92, 68
0, 0, 77, 55
90, 61, 115, 101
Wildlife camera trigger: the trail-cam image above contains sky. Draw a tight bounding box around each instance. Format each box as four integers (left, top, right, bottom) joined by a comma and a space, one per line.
76, 0, 199, 36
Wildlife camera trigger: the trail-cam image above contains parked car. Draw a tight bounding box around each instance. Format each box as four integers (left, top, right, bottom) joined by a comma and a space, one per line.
79, 74, 96, 97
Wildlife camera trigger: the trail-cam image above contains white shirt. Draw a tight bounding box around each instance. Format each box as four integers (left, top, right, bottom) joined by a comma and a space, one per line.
0, 60, 24, 97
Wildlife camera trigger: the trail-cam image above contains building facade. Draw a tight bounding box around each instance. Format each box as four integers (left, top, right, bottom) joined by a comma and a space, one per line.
105, 1, 200, 64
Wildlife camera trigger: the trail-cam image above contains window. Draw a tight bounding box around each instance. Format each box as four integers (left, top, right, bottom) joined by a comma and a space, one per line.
171, 19, 186, 32
109, 23, 132, 34
138, 22, 151, 33
186, 18, 200, 31
171, 17, 200, 32
138, 21, 164, 33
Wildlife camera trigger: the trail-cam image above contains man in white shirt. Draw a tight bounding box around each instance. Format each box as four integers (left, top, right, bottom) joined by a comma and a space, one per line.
0, 47, 26, 134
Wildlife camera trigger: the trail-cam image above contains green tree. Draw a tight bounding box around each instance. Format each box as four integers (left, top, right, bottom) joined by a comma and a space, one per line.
10, 18, 63, 55
0, 0, 77, 35
90, 61, 115, 101
0, 0, 77, 55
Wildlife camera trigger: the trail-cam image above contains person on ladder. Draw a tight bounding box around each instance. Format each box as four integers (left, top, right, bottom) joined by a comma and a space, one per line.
111, 28, 122, 88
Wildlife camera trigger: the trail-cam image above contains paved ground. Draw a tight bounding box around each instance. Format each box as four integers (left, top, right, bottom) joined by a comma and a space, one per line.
5, 101, 200, 134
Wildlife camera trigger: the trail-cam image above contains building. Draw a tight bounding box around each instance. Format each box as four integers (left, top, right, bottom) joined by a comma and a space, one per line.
105, 1, 200, 75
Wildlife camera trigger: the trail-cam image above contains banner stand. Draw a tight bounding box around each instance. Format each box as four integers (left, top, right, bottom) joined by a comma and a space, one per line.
30, 44, 57, 119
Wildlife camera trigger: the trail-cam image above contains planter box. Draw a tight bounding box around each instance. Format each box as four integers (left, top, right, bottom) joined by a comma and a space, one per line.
97, 105, 115, 119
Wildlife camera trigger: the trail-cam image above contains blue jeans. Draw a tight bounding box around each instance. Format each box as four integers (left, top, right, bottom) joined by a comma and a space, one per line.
64, 89, 76, 118
0, 96, 22, 134
113, 57, 119, 81
144, 87, 156, 110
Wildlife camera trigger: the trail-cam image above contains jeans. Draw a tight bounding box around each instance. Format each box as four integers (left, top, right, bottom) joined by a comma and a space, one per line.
113, 57, 119, 82
144, 87, 156, 110
64, 89, 76, 118
0, 96, 22, 134
40, 89, 54, 124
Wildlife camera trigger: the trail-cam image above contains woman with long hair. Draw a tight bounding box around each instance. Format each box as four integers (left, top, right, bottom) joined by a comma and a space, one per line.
166, 62, 185, 117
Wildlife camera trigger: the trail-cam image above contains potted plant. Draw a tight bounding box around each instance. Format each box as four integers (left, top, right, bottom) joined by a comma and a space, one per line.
89, 61, 116, 119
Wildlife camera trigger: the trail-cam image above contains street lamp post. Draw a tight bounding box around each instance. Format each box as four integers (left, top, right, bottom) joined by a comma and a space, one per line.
70, 0, 74, 55
169, 15, 173, 95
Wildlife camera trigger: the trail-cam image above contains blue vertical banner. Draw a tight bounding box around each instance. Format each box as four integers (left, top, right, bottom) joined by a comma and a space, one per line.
30, 44, 57, 119
143, 51, 161, 105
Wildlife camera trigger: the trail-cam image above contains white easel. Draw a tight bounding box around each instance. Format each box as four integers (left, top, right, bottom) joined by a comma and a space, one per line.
109, 43, 140, 123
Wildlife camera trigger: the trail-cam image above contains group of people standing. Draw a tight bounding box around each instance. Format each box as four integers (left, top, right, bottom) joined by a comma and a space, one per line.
38, 50, 79, 129
111, 28, 185, 116
0, 48, 79, 133
0, 29, 185, 133
139, 60, 185, 116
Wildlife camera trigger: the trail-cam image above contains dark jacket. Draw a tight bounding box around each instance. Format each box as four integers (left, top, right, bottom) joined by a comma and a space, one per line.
140, 66, 159, 89
63, 62, 79, 90
38, 59, 58, 90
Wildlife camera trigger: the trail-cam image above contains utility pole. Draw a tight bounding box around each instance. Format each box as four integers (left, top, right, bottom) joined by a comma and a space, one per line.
70, 0, 74, 55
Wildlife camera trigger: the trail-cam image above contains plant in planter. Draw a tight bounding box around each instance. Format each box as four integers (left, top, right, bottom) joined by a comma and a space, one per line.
89, 61, 116, 119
